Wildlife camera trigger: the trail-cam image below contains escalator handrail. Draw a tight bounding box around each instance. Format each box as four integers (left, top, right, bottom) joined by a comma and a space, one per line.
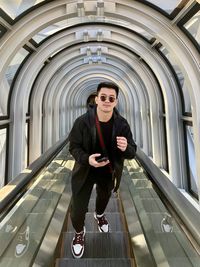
0, 135, 69, 214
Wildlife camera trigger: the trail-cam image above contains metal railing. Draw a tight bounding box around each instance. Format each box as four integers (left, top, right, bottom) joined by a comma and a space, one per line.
0, 135, 69, 215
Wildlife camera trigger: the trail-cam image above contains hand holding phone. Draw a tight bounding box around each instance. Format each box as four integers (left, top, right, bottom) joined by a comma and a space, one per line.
96, 156, 108, 163
88, 154, 109, 167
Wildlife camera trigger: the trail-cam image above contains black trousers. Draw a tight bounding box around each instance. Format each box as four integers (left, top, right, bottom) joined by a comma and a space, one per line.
70, 173, 114, 232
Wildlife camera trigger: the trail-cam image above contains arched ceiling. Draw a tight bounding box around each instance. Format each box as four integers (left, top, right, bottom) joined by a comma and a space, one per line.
0, 0, 199, 180
0, 0, 197, 20
0, 1, 199, 114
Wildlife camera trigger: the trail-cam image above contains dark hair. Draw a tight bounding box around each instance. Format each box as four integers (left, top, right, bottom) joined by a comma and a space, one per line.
97, 82, 119, 97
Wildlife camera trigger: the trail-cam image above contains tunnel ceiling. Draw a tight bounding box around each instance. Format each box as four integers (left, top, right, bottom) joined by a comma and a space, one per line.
0, 0, 200, 187
0, 0, 199, 126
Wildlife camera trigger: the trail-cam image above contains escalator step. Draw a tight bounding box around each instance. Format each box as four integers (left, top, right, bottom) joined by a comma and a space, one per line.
88, 198, 119, 212
62, 232, 130, 258
66, 212, 125, 232
55, 258, 134, 267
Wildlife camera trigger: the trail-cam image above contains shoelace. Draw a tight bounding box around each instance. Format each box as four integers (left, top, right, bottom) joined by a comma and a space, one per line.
97, 215, 108, 226
74, 233, 84, 245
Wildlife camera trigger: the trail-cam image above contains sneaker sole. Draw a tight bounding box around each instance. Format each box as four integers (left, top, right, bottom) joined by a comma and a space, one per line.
71, 242, 84, 259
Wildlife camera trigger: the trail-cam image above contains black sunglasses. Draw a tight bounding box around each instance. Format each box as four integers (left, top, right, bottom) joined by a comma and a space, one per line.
99, 95, 116, 103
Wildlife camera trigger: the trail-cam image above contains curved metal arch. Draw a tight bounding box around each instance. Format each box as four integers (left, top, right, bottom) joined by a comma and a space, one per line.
26, 31, 164, 156
47, 64, 137, 135
0, 0, 189, 23
8, 23, 182, 121
4, 24, 186, 157
40, 50, 151, 141
36, 44, 164, 168
61, 66, 136, 120
1, 0, 198, 89
3, 3, 192, 188
2, 3, 198, 166
39, 31, 185, 185
58, 56, 163, 166
9, 34, 181, 182
39, 59, 140, 152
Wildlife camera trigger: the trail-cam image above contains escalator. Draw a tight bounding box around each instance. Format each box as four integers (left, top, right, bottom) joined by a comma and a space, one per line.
56, 187, 136, 267
0, 143, 199, 266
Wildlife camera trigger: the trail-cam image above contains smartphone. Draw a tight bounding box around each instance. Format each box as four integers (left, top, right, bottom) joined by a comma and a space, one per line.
96, 157, 108, 163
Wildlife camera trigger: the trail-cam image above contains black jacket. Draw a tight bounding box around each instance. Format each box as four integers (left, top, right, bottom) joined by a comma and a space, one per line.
69, 106, 137, 194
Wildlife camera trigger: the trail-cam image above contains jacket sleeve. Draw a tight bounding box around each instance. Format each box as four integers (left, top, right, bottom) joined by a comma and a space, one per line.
69, 117, 90, 165
121, 120, 137, 159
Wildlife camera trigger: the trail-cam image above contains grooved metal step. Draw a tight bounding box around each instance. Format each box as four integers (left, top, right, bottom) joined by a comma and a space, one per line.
88, 198, 119, 212
55, 181, 136, 267
55, 258, 134, 267
67, 212, 125, 232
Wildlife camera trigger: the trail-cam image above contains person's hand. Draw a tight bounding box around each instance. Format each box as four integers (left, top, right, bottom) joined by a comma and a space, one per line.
89, 153, 110, 167
116, 136, 127, 151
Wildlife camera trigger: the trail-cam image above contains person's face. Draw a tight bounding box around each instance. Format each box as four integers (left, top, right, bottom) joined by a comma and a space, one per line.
95, 87, 118, 113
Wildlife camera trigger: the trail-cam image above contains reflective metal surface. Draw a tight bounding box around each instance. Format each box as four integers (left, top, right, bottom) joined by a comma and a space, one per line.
0, 146, 71, 266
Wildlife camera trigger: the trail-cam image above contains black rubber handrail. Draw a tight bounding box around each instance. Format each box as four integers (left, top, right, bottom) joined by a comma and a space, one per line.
0, 135, 69, 214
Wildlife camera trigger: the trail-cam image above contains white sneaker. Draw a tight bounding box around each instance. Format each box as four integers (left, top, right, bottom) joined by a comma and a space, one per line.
94, 213, 109, 233
71, 227, 86, 258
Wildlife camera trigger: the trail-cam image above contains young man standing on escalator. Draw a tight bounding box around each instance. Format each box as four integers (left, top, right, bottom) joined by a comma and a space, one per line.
69, 81, 137, 258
